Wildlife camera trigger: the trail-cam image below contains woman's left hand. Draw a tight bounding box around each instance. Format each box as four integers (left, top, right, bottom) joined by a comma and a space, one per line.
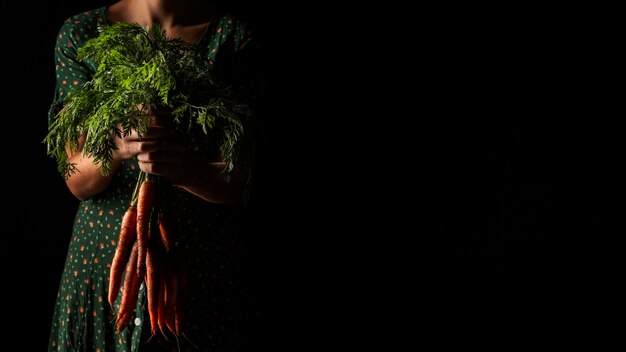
136, 114, 188, 184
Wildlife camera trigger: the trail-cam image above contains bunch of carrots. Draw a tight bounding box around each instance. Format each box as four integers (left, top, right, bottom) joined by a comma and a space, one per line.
108, 171, 187, 338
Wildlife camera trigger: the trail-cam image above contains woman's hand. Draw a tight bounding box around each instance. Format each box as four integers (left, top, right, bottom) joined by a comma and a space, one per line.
111, 111, 173, 160
134, 114, 188, 185
110, 111, 188, 184
113, 110, 246, 205
136, 127, 187, 181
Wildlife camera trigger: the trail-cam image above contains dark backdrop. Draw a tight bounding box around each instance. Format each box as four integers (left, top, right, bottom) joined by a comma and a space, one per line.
2, 1, 585, 350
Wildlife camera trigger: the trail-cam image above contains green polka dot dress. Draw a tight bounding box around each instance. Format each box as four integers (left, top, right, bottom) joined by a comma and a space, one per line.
47, 6, 261, 352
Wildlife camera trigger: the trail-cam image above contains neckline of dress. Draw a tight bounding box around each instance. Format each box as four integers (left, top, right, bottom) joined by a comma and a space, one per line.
101, 5, 216, 46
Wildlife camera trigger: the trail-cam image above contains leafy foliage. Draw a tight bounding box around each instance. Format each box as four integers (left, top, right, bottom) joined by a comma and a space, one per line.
44, 22, 253, 179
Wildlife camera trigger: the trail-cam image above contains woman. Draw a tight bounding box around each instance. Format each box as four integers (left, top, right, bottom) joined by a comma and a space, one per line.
47, 0, 263, 350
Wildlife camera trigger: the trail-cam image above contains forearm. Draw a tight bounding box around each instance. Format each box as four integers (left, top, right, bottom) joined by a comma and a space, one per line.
65, 154, 123, 201
175, 158, 247, 205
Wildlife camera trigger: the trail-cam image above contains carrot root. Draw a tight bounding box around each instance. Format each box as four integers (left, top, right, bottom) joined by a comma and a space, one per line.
136, 179, 155, 278
145, 235, 162, 336
116, 243, 141, 332
108, 205, 138, 307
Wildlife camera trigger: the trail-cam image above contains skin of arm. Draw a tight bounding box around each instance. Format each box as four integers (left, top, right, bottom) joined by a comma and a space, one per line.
64, 134, 123, 201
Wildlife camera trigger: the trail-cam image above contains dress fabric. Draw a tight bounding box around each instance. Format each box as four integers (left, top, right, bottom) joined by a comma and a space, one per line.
47, 6, 259, 352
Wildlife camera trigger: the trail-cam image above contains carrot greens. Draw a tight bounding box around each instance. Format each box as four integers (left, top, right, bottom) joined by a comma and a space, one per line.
44, 22, 253, 179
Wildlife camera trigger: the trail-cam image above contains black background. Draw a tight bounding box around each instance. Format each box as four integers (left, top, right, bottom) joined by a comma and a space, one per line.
3, 1, 603, 350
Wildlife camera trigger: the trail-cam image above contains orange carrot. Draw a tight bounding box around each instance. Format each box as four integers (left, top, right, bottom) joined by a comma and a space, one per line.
116, 243, 141, 332
136, 179, 155, 278
145, 233, 162, 336
157, 214, 187, 337
156, 214, 172, 336
108, 205, 137, 307
163, 263, 178, 334
158, 213, 174, 254
157, 268, 168, 337
175, 265, 188, 336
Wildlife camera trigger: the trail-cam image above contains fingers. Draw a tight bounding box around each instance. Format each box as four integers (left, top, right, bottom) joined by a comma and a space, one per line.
114, 131, 169, 159
135, 133, 185, 167
137, 160, 180, 178
136, 136, 185, 153
136, 141, 186, 182
115, 119, 183, 162
137, 155, 186, 183
136, 150, 183, 164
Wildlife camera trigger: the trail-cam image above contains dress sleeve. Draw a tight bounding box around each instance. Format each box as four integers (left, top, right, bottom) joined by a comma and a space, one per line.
48, 19, 94, 128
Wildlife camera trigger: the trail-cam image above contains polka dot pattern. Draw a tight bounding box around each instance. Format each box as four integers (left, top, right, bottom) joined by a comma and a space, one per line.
47, 6, 259, 352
